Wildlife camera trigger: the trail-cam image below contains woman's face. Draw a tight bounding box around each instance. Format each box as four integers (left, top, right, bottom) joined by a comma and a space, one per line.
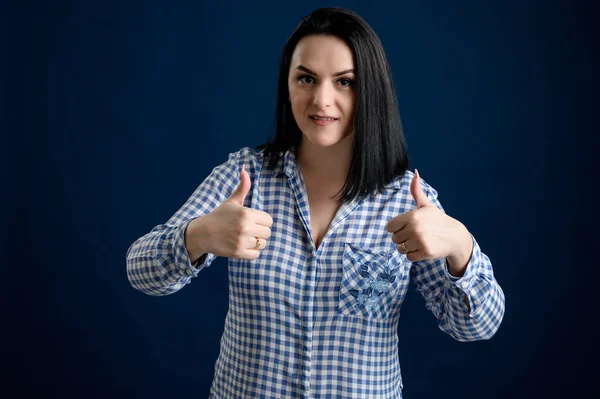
288, 35, 356, 148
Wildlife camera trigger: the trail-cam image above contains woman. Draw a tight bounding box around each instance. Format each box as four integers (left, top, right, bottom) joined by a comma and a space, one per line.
127, 7, 505, 398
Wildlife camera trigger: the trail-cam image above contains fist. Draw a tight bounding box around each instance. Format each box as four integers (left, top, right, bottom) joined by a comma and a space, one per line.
188, 165, 274, 260
386, 169, 467, 263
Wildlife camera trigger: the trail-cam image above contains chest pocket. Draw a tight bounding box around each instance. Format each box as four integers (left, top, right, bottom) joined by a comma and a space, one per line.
338, 242, 407, 319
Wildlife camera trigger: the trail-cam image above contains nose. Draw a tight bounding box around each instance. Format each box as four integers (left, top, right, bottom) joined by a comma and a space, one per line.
312, 82, 333, 110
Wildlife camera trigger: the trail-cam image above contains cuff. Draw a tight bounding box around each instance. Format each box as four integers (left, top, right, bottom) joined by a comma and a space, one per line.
172, 219, 216, 278
444, 235, 484, 317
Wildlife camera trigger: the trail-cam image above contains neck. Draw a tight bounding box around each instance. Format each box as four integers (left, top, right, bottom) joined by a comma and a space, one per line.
296, 135, 353, 183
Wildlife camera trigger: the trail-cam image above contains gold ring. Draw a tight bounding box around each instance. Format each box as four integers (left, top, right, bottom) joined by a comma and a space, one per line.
253, 237, 261, 250
400, 242, 409, 253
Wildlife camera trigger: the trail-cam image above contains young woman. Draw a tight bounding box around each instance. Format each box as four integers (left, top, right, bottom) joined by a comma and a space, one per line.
127, 7, 505, 398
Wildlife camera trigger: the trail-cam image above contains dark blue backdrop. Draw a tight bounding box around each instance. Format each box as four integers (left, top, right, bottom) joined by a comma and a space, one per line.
5, 0, 598, 398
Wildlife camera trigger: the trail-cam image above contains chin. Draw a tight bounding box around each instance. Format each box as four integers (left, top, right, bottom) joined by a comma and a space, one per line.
303, 131, 346, 148
300, 123, 352, 147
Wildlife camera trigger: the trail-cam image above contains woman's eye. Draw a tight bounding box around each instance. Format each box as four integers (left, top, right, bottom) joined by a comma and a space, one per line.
298, 75, 314, 84
338, 78, 354, 87
297, 75, 354, 87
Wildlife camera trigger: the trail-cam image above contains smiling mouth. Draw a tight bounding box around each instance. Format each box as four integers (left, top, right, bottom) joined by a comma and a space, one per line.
309, 116, 338, 121
309, 116, 338, 126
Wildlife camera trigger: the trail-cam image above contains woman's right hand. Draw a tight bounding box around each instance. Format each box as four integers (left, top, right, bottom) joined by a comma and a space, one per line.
185, 165, 273, 262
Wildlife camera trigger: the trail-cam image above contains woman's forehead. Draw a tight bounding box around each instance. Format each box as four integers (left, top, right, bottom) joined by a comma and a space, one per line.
290, 35, 354, 74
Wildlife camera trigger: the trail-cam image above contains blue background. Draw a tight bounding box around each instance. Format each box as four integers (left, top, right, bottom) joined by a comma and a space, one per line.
5, 0, 598, 398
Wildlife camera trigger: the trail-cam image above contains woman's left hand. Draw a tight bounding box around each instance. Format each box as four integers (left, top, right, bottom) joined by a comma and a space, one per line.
385, 170, 473, 274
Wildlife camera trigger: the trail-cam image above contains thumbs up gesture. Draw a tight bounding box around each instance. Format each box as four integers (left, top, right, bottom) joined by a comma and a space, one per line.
186, 165, 273, 261
385, 170, 472, 270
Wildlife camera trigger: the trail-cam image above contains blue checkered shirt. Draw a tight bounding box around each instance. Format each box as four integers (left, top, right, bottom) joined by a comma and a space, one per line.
127, 147, 505, 398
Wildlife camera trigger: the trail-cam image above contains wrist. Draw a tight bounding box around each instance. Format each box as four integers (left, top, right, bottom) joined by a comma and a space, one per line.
185, 217, 208, 263
446, 224, 473, 277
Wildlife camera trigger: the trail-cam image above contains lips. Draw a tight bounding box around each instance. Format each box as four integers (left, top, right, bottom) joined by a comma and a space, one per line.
309, 115, 338, 126
309, 114, 338, 121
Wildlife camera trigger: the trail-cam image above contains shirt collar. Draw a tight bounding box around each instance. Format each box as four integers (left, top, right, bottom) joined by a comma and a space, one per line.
282, 149, 297, 179
276, 148, 403, 190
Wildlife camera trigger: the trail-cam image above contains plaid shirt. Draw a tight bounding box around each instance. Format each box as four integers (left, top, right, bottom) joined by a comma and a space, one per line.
127, 147, 505, 398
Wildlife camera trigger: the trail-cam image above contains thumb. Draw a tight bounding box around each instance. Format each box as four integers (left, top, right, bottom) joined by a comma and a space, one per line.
410, 169, 433, 208
227, 165, 251, 206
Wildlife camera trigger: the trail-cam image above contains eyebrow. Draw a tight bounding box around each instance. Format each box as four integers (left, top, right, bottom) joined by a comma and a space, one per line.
295, 65, 355, 77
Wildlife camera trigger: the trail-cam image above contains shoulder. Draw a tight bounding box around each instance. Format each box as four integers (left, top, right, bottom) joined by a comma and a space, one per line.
220, 146, 267, 171
225, 146, 264, 162
385, 170, 440, 201
221, 146, 278, 179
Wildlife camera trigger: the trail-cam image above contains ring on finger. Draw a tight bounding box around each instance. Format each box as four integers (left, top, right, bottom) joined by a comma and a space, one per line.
253, 237, 261, 250
400, 241, 410, 253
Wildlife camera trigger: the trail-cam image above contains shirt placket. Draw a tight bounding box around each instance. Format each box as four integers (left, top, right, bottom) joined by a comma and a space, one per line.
286, 157, 363, 398
286, 169, 315, 398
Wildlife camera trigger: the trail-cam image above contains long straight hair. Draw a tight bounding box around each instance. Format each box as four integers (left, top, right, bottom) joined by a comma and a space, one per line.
257, 7, 409, 205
